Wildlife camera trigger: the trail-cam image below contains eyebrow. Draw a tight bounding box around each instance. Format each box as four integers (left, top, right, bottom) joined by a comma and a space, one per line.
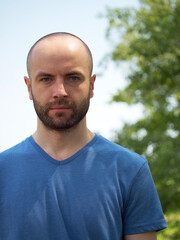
65, 71, 84, 77
35, 72, 54, 80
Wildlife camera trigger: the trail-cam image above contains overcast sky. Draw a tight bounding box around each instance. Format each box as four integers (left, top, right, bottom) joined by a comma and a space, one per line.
0, 0, 143, 151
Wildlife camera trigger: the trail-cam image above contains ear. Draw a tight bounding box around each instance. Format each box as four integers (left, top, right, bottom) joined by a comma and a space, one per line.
24, 76, 33, 100
90, 74, 96, 98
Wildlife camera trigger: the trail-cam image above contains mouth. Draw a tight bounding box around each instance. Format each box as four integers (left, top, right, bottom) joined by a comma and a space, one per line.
49, 105, 71, 112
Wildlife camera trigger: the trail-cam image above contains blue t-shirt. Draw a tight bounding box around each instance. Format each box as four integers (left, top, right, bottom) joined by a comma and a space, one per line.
0, 134, 167, 239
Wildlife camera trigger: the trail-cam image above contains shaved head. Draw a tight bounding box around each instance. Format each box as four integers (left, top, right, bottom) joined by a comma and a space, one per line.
24, 32, 96, 132
26, 32, 93, 78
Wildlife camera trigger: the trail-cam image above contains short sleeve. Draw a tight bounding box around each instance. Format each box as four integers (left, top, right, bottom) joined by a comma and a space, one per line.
123, 162, 167, 235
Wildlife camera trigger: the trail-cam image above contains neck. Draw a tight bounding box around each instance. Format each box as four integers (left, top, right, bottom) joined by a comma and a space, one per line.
32, 117, 94, 161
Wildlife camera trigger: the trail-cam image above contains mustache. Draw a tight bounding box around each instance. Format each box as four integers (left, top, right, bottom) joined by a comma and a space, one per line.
46, 98, 74, 108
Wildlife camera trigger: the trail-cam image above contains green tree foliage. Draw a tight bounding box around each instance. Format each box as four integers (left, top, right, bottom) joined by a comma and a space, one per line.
158, 211, 180, 239
104, 0, 180, 212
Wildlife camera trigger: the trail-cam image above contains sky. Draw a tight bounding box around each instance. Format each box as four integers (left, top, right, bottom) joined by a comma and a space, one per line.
0, 0, 142, 151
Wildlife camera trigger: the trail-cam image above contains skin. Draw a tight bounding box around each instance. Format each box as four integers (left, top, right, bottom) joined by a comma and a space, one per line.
25, 35, 96, 160
24, 34, 157, 239
125, 231, 157, 240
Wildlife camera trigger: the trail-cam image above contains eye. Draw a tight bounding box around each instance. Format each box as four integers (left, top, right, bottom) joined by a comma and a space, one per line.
40, 77, 52, 83
69, 76, 80, 82
65, 72, 83, 85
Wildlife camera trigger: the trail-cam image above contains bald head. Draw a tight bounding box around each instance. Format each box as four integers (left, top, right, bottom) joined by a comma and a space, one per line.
26, 32, 93, 78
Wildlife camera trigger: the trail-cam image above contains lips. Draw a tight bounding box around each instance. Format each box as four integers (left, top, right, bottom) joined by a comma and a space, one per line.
49, 105, 71, 112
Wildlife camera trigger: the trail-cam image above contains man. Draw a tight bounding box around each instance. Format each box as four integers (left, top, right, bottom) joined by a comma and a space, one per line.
0, 32, 166, 240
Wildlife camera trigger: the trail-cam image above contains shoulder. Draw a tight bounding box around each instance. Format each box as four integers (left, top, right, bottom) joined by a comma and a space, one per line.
94, 134, 147, 168
92, 135, 152, 207
0, 137, 32, 165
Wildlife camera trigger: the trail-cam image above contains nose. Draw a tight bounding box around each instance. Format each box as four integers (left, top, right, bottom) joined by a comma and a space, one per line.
53, 79, 68, 98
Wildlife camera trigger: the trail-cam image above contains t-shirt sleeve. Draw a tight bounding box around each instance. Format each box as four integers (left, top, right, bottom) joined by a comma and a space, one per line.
123, 161, 167, 235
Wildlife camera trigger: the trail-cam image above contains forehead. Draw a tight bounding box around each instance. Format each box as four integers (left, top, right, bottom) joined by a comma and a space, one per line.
28, 37, 91, 76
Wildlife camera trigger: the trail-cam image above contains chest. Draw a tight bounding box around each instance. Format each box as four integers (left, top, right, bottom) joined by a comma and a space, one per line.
0, 162, 123, 239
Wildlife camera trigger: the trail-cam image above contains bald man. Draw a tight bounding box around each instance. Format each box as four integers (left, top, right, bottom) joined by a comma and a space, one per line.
0, 32, 166, 240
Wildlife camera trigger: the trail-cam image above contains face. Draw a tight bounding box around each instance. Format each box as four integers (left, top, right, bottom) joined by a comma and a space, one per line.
31, 87, 91, 130
25, 37, 95, 130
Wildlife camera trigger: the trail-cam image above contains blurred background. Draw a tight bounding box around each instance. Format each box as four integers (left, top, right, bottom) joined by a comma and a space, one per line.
0, 0, 141, 151
0, 0, 179, 238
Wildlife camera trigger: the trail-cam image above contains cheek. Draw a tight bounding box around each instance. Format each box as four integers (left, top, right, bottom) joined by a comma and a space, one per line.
75, 86, 91, 100
32, 85, 53, 101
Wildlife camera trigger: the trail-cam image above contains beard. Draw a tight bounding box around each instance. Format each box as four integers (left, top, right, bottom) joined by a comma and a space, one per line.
32, 92, 90, 131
